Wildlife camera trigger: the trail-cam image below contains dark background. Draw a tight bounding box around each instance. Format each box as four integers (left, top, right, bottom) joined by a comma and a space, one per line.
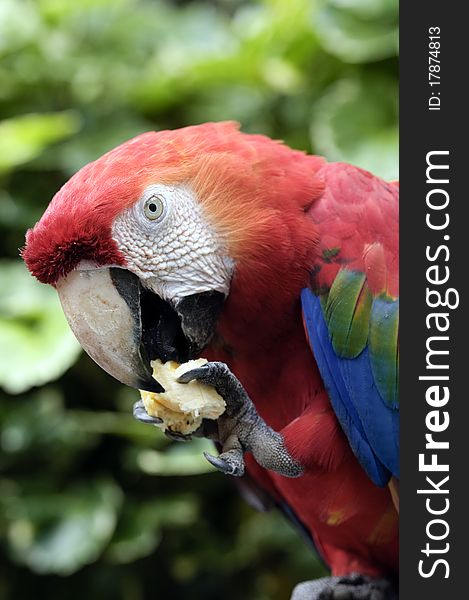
0, 1, 398, 598
400, 2, 465, 598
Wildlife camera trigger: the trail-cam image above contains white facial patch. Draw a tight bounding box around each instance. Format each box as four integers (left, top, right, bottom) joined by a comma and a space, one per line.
111, 183, 234, 302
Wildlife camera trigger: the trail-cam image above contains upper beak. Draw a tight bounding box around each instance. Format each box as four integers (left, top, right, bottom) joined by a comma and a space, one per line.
56, 267, 225, 392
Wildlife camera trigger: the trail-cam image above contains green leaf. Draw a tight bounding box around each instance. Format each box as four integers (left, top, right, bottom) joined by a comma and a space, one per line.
104, 503, 162, 565
311, 75, 398, 180
105, 494, 198, 564
135, 438, 218, 476
52, 114, 154, 175
0, 0, 41, 54
0, 260, 81, 394
0, 112, 81, 174
0, 191, 43, 229
312, 0, 398, 63
0, 387, 97, 458
326, 0, 398, 20
69, 407, 170, 447
3, 479, 122, 575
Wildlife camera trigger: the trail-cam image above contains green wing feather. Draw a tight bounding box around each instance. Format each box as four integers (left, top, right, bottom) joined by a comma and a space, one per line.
321, 269, 399, 408
369, 295, 399, 409
323, 270, 372, 358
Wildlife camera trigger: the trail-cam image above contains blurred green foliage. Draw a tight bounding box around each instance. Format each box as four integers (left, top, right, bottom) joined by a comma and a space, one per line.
0, 0, 398, 598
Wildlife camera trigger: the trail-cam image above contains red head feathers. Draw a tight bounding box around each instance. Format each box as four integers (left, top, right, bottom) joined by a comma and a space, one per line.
23, 122, 325, 293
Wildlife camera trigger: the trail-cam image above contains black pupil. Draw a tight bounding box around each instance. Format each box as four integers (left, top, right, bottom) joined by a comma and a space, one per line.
148, 202, 157, 212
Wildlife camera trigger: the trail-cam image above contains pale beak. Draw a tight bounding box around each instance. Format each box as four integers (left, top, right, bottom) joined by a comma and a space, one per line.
56, 267, 225, 391
56, 267, 159, 391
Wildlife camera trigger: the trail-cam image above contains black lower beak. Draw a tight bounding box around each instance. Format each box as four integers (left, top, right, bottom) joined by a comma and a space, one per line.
120, 271, 226, 390
139, 284, 225, 365
56, 266, 225, 393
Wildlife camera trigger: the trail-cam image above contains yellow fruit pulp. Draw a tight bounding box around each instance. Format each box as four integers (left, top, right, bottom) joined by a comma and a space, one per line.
139, 359, 225, 435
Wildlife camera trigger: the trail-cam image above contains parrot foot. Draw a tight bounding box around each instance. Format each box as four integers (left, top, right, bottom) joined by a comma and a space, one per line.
132, 400, 163, 425
291, 574, 396, 600
178, 361, 302, 478
164, 429, 192, 442
133, 400, 193, 441
204, 448, 245, 476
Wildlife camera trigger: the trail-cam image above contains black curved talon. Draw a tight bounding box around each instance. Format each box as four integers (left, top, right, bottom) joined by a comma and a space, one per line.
164, 429, 192, 442
203, 450, 245, 476
133, 400, 163, 425
179, 361, 303, 478
177, 362, 246, 415
177, 366, 209, 384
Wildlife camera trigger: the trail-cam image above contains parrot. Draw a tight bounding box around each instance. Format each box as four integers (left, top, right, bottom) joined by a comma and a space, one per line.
22, 122, 399, 600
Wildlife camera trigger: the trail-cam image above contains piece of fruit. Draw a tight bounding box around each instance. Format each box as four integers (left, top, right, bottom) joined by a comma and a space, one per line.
139, 359, 225, 435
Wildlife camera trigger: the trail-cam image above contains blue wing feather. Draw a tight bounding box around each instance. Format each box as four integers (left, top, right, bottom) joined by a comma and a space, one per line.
301, 288, 399, 486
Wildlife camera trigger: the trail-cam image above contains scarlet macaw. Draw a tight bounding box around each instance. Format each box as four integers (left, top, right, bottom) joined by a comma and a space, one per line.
23, 122, 399, 599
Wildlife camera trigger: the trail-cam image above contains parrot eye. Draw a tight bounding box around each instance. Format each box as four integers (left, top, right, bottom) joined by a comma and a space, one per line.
143, 195, 164, 221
